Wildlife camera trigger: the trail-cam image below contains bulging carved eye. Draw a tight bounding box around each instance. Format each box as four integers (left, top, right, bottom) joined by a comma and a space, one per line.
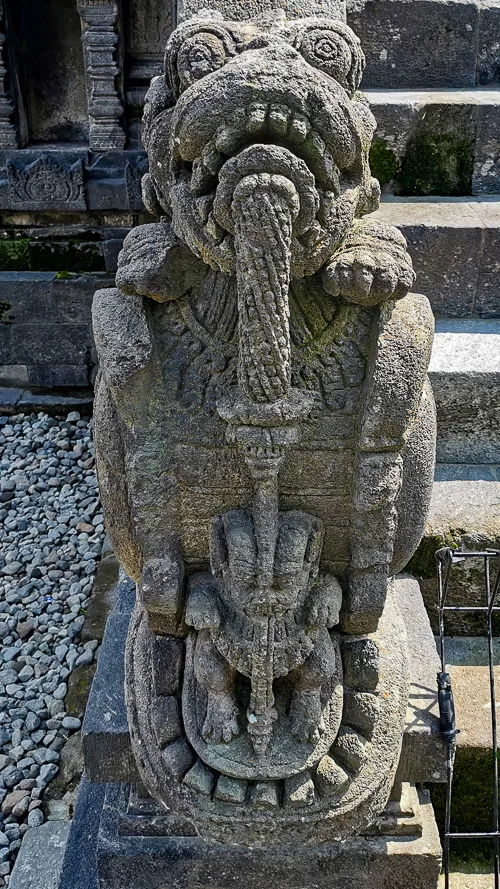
165, 24, 237, 97
296, 23, 365, 96
178, 33, 229, 90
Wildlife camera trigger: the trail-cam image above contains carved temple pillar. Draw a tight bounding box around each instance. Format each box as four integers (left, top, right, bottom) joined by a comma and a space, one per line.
0, 0, 18, 148
77, 0, 126, 152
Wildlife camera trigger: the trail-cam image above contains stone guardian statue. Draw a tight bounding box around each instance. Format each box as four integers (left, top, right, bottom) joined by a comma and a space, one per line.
92, 9, 436, 844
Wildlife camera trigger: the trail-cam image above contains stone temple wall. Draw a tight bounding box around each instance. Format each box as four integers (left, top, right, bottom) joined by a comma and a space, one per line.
0, 0, 499, 391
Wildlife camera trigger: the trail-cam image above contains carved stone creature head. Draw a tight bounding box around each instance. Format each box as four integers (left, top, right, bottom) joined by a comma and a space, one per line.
142, 11, 380, 278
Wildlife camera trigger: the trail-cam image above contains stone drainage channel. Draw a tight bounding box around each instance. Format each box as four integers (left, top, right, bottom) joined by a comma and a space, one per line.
0, 411, 105, 886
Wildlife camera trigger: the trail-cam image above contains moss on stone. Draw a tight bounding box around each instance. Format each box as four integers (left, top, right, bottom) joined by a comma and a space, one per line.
399, 134, 473, 196
406, 532, 462, 579
65, 663, 96, 718
369, 139, 398, 185
431, 747, 500, 864
0, 238, 31, 271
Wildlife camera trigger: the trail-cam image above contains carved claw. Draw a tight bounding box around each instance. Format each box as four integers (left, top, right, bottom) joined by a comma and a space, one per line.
290, 689, 324, 743
202, 692, 241, 743
322, 220, 415, 306
116, 221, 206, 303
307, 574, 342, 629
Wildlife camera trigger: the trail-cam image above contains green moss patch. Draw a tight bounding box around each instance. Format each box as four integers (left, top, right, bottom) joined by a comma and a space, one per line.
431, 747, 500, 864
399, 134, 473, 196
406, 532, 462, 580
0, 238, 31, 270
369, 139, 398, 186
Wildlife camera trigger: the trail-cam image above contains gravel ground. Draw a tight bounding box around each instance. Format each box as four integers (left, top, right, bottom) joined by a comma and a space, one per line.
0, 411, 103, 886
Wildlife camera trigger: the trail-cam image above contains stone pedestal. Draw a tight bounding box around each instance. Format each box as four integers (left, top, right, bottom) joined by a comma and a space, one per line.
59, 778, 441, 889
56, 574, 444, 889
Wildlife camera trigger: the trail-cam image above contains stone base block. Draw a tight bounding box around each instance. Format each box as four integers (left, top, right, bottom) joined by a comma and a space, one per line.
58, 777, 441, 889
372, 198, 500, 319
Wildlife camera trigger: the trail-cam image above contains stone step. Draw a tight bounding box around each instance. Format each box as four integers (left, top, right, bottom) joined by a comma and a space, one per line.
429, 319, 500, 463
408, 465, 500, 635
347, 0, 499, 89
373, 197, 500, 317
366, 88, 500, 196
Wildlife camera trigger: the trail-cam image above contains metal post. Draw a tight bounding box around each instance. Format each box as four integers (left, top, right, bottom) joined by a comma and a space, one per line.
436, 548, 500, 886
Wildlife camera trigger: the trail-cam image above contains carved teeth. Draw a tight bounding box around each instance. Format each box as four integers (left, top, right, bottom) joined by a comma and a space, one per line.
315, 755, 350, 797
343, 690, 380, 738
284, 771, 315, 807
214, 774, 247, 804
202, 142, 224, 176
333, 725, 367, 773
268, 103, 291, 139
288, 114, 311, 145
246, 102, 268, 136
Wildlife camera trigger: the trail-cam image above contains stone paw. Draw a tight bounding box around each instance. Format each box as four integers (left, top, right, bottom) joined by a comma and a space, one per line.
202, 692, 241, 744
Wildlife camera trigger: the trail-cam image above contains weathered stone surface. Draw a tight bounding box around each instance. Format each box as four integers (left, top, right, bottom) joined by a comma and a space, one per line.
394, 574, 446, 785
347, 0, 480, 89
372, 197, 500, 317
179, 0, 346, 22
83, 579, 139, 784
9, 821, 70, 889
431, 662, 500, 841
477, 0, 500, 84
366, 89, 500, 197
59, 777, 104, 889
429, 319, 500, 463
93, 6, 439, 852
90, 783, 441, 889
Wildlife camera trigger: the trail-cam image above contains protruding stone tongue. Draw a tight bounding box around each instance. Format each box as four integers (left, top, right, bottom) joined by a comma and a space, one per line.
215, 148, 316, 759
232, 172, 299, 403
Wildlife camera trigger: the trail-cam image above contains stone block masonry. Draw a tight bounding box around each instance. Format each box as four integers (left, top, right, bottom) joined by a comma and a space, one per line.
0, 273, 111, 389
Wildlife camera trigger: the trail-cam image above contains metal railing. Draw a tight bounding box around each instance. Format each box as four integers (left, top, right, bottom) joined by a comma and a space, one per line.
436, 548, 500, 889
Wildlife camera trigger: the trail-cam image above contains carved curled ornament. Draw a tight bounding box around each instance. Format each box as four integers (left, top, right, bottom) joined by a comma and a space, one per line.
6, 155, 86, 209
93, 9, 436, 846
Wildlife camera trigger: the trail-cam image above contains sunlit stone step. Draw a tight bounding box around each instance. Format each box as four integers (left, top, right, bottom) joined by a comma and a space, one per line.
373, 197, 500, 317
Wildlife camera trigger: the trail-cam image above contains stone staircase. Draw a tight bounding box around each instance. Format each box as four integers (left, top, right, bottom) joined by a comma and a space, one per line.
356, 2, 500, 870
352, 0, 500, 631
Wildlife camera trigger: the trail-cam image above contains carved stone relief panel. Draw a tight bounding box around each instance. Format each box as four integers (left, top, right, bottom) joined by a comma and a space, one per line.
125, 0, 174, 56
